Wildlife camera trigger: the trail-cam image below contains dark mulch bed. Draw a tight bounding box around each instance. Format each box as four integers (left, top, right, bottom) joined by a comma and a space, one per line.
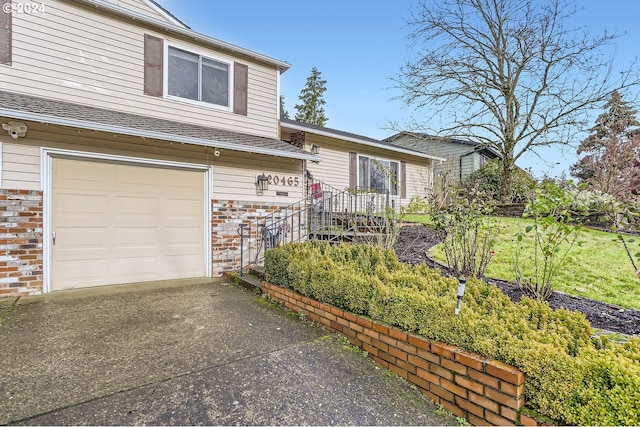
394, 224, 640, 336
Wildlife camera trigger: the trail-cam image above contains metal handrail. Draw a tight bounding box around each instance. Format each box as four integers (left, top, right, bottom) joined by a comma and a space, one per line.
237, 180, 391, 275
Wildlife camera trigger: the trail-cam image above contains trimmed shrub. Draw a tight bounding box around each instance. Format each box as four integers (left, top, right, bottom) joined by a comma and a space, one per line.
264, 241, 640, 426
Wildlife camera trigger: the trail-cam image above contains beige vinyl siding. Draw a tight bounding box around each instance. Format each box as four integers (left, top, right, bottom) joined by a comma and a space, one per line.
0, 121, 304, 203
297, 133, 434, 205
302, 136, 351, 191
104, 0, 178, 24
2, 143, 40, 190
406, 161, 434, 197
7, 0, 280, 139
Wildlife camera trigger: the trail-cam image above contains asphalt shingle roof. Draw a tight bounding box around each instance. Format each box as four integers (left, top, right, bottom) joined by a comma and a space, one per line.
0, 91, 315, 160
386, 132, 503, 159
280, 118, 444, 161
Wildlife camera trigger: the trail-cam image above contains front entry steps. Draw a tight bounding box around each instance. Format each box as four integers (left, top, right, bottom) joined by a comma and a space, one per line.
224, 266, 265, 292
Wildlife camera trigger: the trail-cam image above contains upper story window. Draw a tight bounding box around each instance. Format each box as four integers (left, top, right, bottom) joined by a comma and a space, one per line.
167, 46, 230, 108
144, 34, 248, 115
358, 155, 399, 196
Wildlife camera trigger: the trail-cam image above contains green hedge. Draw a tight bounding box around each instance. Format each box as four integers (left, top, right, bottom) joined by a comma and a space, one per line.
265, 241, 640, 426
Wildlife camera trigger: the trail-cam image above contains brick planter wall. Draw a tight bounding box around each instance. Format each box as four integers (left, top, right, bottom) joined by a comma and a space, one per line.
0, 190, 43, 296
262, 281, 528, 426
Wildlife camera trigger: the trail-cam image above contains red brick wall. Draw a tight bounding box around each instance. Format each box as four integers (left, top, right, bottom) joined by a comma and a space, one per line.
262, 281, 529, 426
211, 200, 302, 275
0, 190, 43, 296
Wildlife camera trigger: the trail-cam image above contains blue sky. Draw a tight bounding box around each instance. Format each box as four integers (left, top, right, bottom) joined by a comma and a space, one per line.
155, 0, 640, 178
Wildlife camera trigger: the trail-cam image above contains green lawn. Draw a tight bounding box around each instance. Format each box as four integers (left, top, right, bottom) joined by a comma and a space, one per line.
403, 214, 640, 310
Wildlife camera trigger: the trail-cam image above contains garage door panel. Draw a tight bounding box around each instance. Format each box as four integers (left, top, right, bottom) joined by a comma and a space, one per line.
57, 228, 110, 250
56, 162, 111, 191
52, 158, 206, 291
162, 254, 204, 275
55, 216, 110, 228
116, 164, 161, 185
115, 227, 159, 247
113, 256, 158, 277
115, 196, 159, 216
165, 170, 202, 188
164, 227, 203, 245
55, 259, 109, 286
164, 198, 202, 214
160, 243, 202, 254
56, 193, 109, 217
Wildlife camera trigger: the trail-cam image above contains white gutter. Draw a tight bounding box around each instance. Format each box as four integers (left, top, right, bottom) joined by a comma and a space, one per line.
0, 108, 320, 162
69, 0, 291, 72
283, 121, 446, 163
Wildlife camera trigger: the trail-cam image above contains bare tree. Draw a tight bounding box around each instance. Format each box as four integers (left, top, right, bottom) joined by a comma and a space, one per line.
395, 0, 639, 202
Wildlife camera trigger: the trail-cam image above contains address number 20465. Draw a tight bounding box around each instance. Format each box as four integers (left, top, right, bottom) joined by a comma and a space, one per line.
267, 175, 300, 187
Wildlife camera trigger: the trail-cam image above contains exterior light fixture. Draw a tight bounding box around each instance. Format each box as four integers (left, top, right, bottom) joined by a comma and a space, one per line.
455, 277, 466, 315
2, 121, 27, 139
310, 144, 320, 155
256, 173, 269, 191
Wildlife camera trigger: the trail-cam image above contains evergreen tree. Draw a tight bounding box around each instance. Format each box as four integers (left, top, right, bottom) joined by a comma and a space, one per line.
570, 90, 640, 201
279, 95, 289, 119
294, 67, 328, 126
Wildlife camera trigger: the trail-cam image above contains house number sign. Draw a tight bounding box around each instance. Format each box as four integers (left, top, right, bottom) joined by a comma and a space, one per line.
267, 174, 300, 187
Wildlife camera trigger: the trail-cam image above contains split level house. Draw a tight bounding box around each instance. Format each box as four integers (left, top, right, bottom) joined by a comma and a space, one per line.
0, 0, 440, 297
386, 132, 502, 183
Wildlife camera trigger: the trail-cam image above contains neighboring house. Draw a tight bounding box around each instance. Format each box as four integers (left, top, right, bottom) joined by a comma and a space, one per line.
0, 0, 320, 296
280, 119, 444, 207
385, 132, 502, 183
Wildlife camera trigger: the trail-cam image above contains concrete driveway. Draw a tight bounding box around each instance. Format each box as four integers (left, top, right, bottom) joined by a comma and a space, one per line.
0, 278, 456, 426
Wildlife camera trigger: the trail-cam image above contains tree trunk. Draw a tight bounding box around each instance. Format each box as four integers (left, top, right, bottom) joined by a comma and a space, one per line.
499, 155, 514, 203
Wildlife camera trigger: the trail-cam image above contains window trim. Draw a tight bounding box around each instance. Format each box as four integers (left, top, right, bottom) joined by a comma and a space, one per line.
356, 154, 400, 196
163, 42, 234, 112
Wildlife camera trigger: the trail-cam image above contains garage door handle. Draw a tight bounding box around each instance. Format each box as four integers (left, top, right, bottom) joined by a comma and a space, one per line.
52, 232, 56, 246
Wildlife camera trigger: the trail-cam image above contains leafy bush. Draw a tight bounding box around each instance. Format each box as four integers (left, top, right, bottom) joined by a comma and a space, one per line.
462, 158, 536, 203
514, 180, 586, 301
429, 188, 499, 278
265, 242, 640, 426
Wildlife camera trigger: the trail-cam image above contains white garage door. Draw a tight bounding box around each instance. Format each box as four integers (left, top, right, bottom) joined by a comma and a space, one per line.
51, 157, 206, 291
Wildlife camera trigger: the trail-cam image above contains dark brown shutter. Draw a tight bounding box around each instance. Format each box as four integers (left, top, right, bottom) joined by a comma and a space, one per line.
0, 0, 12, 65
349, 152, 357, 189
144, 34, 163, 97
234, 62, 248, 115
400, 161, 407, 199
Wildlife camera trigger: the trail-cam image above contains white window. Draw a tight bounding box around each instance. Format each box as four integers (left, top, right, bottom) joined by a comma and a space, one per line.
167, 46, 230, 107
358, 155, 399, 195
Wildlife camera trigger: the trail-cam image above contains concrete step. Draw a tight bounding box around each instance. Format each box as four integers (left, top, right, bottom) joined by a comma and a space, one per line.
223, 271, 263, 291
